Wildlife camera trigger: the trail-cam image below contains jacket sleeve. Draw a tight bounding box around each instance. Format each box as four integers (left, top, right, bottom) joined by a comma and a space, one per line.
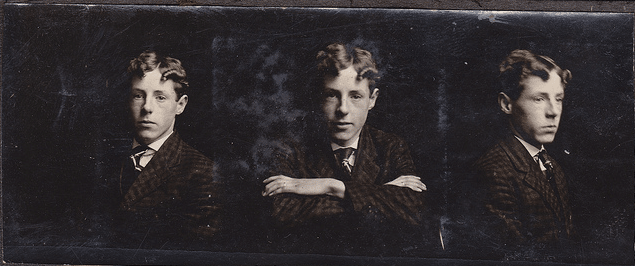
475, 156, 526, 244
180, 157, 223, 240
343, 137, 426, 225
266, 142, 347, 226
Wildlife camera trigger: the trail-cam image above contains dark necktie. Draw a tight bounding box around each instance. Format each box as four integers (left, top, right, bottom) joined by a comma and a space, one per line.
537, 149, 566, 231
536, 150, 554, 181
334, 147, 355, 175
131, 145, 149, 172
121, 145, 148, 195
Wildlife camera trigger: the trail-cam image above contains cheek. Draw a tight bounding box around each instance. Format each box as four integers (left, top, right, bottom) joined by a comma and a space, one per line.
322, 103, 335, 115
353, 101, 369, 113
159, 102, 176, 111
511, 107, 532, 128
523, 114, 545, 134
129, 103, 140, 113
514, 103, 536, 120
526, 107, 545, 120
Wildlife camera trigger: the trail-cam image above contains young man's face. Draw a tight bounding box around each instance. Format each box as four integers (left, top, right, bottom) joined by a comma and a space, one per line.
129, 68, 188, 145
507, 69, 564, 147
322, 66, 378, 147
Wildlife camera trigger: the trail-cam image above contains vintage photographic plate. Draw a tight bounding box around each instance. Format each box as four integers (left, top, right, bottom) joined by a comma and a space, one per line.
2, 3, 633, 265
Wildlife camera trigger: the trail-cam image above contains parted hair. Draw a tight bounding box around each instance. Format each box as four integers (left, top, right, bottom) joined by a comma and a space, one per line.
128, 50, 189, 100
499, 49, 572, 100
316, 42, 380, 92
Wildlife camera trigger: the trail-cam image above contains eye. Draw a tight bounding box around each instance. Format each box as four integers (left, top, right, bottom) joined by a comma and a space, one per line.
324, 91, 337, 100
349, 92, 365, 101
132, 93, 144, 100
533, 97, 545, 102
156, 95, 168, 101
555, 96, 564, 102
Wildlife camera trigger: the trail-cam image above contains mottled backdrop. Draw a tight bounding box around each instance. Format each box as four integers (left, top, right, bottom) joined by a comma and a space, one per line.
2, 4, 633, 265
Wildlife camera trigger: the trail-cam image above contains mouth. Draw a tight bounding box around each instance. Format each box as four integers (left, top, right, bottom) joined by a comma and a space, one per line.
331, 122, 353, 129
542, 125, 558, 132
138, 120, 156, 127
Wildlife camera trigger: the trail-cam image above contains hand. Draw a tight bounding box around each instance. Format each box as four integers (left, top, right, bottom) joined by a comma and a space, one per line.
384, 175, 427, 192
262, 175, 345, 198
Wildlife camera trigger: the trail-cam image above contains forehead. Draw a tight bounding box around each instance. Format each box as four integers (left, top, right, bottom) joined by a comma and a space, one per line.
131, 68, 176, 93
519, 70, 564, 95
323, 66, 370, 92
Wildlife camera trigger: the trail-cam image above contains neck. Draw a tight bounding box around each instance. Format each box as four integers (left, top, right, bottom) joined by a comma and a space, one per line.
333, 133, 361, 148
509, 122, 541, 148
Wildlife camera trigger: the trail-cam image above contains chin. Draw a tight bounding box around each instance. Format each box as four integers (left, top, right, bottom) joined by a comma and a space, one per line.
331, 132, 353, 144
136, 132, 157, 143
536, 136, 556, 145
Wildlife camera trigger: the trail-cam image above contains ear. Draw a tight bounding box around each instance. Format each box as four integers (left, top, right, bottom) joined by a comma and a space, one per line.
498, 92, 513, 115
368, 88, 379, 110
176, 95, 188, 115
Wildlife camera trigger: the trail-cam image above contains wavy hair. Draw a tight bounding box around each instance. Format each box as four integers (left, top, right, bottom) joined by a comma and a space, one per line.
316, 42, 380, 92
127, 50, 189, 100
499, 49, 571, 100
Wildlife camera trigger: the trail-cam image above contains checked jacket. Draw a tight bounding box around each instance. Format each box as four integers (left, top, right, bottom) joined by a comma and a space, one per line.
474, 134, 574, 244
102, 132, 222, 249
267, 125, 426, 228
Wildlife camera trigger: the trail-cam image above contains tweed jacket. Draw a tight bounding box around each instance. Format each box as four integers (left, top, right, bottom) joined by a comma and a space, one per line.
268, 125, 425, 228
107, 133, 222, 248
474, 134, 573, 244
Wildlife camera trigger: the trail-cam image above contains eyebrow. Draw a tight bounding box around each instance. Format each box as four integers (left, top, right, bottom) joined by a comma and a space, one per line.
532, 92, 565, 97
324, 86, 365, 92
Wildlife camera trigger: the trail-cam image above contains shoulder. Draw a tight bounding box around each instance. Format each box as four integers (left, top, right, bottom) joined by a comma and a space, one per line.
475, 140, 506, 166
275, 131, 330, 159
168, 134, 215, 172
269, 135, 306, 159
474, 137, 516, 175
363, 125, 408, 149
265, 135, 316, 170
473, 136, 537, 187
182, 140, 214, 164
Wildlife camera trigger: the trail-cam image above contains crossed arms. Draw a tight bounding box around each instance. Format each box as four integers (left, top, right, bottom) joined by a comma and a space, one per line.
262, 135, 427, 226
263, 175, 426, 198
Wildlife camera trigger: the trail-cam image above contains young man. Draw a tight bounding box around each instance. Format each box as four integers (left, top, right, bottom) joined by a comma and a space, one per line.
104, 51, 222, 249
474, 49, 574, 246
262, 43, 428, 255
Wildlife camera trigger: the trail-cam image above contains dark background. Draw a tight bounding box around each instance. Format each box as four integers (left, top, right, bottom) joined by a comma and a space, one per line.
2, 4, 633, 265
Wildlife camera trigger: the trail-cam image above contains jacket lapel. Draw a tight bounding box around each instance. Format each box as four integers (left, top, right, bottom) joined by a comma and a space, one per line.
547, 153, 570, 223
351, 126, 380, 183
122, 133, 182, 209
303, 132, 339, 179
500, 136, 563, 217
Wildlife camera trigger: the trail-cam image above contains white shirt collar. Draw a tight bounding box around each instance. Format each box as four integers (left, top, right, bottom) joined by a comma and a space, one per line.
514, 135, 545, 158
132, 131, 174, 152
330, 136, 360, 151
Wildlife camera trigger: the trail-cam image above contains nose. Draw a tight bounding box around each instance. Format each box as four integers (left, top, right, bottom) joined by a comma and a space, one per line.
545, 98, 561, 118
142, 98, 154, 114
336, 97, 349, 116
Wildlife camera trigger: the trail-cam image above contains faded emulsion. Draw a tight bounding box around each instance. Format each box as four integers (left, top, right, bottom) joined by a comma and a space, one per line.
2, 5, 633, 265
